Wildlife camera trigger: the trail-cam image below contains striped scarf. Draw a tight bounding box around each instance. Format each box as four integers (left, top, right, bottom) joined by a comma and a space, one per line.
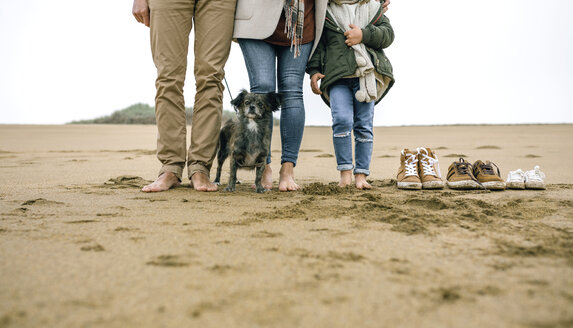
284, 0, 305, 58
330, 0, 370, 4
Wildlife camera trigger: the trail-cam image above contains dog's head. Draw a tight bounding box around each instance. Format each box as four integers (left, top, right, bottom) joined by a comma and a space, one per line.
231, 90, 282, 119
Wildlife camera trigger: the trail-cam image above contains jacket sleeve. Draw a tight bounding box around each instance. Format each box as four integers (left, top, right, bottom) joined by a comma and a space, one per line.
361, 15, 394, 50
306, 35, 325, 76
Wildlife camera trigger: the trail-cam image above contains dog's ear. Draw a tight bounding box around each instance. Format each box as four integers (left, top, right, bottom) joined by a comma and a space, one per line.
231, 89, 248, 112
266, 92, 283, 112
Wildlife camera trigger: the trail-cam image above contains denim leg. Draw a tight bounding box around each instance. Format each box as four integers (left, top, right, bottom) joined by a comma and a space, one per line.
276, 43, 312, 166
237, 39, 277, 164
350, 79, 374, 176
329, 80, 355, 172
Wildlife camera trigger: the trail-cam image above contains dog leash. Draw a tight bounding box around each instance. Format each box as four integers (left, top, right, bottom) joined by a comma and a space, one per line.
223, 76, 233, 99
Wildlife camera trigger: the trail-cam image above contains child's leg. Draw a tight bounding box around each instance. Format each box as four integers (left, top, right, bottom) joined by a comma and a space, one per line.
351, 79, 375, 189
329, 80, 355, 187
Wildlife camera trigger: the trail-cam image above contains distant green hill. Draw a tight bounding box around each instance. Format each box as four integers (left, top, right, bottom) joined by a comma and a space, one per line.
70, 103, 190, 125
69, 103, 279, 125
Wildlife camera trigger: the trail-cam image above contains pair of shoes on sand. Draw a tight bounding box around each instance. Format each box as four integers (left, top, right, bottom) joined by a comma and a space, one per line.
506, 166, 546, 190
397, 148, 444, 190
446, 158, 506, 190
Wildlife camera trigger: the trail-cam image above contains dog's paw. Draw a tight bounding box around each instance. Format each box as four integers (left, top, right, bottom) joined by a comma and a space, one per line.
225, 185, 236, 192
255, 185, 268, 193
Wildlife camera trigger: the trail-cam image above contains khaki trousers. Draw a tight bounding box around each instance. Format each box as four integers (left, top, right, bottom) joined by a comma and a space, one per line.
149, 0, 236, 180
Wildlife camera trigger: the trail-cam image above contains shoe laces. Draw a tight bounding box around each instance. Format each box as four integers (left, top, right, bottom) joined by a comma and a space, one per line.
507, 169, 525, 182
453, 158, 472, 175
417, 147, 440, 177
401, 150, 418, 177
452, 158, 488, 190
525, 166, 545, 182
478, 161, 501, 177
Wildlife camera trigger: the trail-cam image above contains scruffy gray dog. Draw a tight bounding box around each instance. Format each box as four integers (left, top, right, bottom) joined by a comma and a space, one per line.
214, 90, 282, 193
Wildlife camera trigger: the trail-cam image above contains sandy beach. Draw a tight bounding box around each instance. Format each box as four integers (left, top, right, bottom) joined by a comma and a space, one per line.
1, 124, 572, 327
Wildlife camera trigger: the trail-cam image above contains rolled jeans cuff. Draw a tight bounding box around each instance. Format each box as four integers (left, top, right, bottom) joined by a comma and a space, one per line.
159, 165, 183, 181
354, 168, 370, 176
337, 164, 354, 172
280, 159, 297, 167
188, 163, 211, 180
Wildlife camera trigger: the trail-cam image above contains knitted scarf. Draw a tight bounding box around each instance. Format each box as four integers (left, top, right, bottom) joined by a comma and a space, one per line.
330, 0, 370, 4
284, 0, 305, 58
328, 0, 384, 103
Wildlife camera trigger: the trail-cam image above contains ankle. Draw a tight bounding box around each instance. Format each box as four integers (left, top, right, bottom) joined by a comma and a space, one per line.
355, 173, 367, 180
280, 162, 295, 175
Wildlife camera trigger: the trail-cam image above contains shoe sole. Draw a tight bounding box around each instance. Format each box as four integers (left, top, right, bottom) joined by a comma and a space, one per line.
506, 181, 525, 190
397, 181, 422, 190
525, 182, 546, 190
481, 181, 506, 190
422, 181, 444, 189
447, 180, 481, 190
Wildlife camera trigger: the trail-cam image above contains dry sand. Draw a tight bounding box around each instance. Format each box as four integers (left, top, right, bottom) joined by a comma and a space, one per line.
0, 124, 572, 327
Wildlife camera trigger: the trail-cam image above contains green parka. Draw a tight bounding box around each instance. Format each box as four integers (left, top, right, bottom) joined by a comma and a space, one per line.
306, 5, 395, 106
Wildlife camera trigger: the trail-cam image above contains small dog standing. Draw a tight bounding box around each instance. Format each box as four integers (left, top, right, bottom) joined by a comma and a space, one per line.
214, 90, 282, 193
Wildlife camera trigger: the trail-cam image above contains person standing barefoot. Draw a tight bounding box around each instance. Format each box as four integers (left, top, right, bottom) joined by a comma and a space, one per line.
308, 0, 394, 190
132, 0, 236, 192
233, 0, 326, 192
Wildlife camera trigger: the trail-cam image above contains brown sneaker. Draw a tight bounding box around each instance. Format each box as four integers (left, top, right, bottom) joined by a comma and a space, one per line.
417, 147, 444, 189
397, 149, 422, 190
446, 158, 481, 189
473, 160, 506, 190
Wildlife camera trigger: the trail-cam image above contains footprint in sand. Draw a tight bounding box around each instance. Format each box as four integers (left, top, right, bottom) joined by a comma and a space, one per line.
114, 226, 139, 232
21, 198, 64, 206
525, 154, 542, 158
146, 254, 195, 267
65, 219, 99, 224
443, 153, 467, 158
476, 145, 501, 149
250, 230, 283, 238
104, 176, 151, 189
80, 244, 105, 252
207, 264, 236, 274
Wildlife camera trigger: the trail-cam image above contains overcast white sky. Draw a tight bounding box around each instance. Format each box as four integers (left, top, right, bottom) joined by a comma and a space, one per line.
0, 0, 572, 126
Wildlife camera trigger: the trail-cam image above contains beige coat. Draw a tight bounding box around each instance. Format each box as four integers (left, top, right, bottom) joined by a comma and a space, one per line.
233, 0, 328, 58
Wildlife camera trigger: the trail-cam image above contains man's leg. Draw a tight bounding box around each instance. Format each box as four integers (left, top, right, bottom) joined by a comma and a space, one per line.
188, 0, 236, 191
143, 0, 194, 192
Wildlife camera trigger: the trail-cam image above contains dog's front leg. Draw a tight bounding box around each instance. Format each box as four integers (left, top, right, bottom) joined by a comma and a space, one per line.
225, 159, 238, 192
254, 165, 266, 193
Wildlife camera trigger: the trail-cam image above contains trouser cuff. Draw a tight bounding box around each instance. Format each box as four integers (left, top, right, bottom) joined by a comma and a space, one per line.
337, 164, 354, 171
188, 164, 211, 180
158, 165, 183, 181
354, 168, 370, 176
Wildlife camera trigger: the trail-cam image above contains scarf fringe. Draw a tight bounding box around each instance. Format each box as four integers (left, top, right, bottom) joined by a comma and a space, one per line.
284, 0, 304, 58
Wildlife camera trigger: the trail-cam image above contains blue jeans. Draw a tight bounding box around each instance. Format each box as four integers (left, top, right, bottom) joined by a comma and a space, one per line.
237, 39, 312, 166
329, 78, 374, 176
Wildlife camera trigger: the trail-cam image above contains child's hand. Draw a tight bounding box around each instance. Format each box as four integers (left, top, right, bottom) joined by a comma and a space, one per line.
344, 24, 363, 47
310, 73, 325, 95
382, 0, 390, 13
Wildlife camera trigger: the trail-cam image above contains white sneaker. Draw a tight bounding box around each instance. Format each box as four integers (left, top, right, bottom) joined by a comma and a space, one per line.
506, 169, 525, 189
525, 166, 546, 190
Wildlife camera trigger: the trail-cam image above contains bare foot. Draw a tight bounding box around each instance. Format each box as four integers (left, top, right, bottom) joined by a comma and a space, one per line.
141, 171, 180, 192
355, 173, 372, 190
339, 170, 352, 187
278, 162, 300, 192
191, 172, 218, 192
251, 164, 273, 190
